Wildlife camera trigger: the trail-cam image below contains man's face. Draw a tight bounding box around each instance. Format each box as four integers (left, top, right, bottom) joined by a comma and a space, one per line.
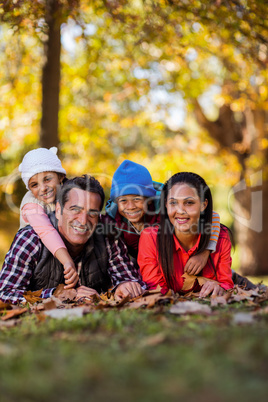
56, 188, 102, 247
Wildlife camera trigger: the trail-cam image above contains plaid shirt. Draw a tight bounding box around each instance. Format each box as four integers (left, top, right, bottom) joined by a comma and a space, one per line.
0, 226, 146, 305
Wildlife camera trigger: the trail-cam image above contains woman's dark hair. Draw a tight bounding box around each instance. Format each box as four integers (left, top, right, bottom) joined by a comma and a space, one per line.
157, 172, 213, 289
57, 174, 105, 212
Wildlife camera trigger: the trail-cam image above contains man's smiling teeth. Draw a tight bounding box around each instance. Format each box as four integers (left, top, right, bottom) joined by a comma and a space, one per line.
72, 225, 88, 233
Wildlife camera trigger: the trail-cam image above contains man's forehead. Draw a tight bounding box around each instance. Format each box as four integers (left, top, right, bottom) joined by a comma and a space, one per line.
67, 188, 101, 207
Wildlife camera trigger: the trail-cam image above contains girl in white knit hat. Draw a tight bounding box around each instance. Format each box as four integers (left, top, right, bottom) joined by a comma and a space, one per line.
19, 147, 79, 289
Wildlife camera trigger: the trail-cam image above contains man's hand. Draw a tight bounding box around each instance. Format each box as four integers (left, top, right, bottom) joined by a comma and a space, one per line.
63, 262, 79, 289
184, 250, 210, 276
199, 281, 225, 298
76, 286, 99, 300
115, 281, 143, 300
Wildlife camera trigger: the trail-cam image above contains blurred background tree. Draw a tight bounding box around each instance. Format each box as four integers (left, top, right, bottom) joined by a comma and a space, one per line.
0, 0, 267, 275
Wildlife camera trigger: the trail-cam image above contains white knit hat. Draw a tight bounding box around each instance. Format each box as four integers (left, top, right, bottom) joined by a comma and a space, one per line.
19, 147, 66, 189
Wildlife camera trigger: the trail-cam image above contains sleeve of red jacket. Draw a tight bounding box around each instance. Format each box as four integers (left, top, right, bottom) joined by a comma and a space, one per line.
137, 228, 168, 292
214, 231, 233, 290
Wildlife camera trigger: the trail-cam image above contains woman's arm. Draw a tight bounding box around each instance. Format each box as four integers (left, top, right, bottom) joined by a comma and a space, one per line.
137, 228, 168, 291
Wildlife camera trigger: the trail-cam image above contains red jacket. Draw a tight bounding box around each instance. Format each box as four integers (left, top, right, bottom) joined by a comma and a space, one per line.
138, 225, 233, 294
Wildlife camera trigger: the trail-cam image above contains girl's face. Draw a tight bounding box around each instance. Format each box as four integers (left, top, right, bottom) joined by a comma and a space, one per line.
28, 172, 63, 204
166, 183, 208, 236
117, 194, 147, 224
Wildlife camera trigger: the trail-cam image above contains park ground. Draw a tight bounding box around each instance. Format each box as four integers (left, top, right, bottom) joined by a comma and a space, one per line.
1, 295, 268, 402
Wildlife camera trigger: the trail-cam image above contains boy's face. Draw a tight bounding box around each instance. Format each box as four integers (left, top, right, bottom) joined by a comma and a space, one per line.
116, 194, 148, 224
28, 172, 63, 204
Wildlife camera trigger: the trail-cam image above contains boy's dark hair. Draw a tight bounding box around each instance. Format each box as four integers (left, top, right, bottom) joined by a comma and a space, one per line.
57, 175, 105, 212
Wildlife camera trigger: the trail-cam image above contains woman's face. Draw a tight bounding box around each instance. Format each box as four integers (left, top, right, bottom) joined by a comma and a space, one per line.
166, 183, 208, 235
28, 172, 63, 204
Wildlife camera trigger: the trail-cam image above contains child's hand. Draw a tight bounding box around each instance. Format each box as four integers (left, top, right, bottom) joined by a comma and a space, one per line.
184, 250, 210, 275
63, 262, 79, 289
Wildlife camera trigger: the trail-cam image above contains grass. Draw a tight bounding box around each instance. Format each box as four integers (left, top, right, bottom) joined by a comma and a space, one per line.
0, 307, 268, 402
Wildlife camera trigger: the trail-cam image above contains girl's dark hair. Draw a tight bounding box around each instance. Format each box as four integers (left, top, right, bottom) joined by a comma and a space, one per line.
157, 172, 213, 289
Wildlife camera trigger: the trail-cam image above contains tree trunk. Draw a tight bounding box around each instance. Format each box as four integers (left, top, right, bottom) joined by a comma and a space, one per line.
194, 101, 268, 276
40, 0, 61, 148
232, 177, 268, 276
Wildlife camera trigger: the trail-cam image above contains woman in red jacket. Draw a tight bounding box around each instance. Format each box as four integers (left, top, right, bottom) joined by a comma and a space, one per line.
138, 172, 234, 297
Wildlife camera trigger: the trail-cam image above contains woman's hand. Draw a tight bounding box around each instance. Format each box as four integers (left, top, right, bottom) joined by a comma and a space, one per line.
199, 281, 225, 298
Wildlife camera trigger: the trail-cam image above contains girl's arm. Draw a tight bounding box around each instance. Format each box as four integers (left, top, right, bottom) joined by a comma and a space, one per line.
22, 204, 79, 289
184, 210, 221, 275
22, 203, 66, 254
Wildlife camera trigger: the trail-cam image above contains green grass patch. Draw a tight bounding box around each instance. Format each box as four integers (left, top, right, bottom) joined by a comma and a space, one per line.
0, 308, 268, 402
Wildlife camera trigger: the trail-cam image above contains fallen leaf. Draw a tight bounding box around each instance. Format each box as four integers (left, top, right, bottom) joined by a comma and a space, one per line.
23, 289, 43, 304
211, 292, 232, 307
181, 273, 218, 291
1, 308, 28, 321
255, 287, 268, 303
53, 284, 77, 302
169, 301, 212, 315
0, 301, 12, 311
181, 273, 196, 291
43, 299, 58, 311
96, 295, 131, 309
128, 291, 175, 309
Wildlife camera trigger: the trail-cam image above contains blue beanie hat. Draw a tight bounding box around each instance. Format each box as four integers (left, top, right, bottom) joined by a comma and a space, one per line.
110, 160, 156, 200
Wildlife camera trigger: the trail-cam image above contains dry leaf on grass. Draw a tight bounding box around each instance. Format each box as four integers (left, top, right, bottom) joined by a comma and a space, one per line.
23, 289, 43, 304
211, 292, 232, 307
170, 301, 212, 315
255, 287, 268, 303
53, 284, 77, 302
128, 290, 175, 309
95, 295, 131, 309
181, 272, 219, 291
0, 301, 12, 311
1, 307, 28, 321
